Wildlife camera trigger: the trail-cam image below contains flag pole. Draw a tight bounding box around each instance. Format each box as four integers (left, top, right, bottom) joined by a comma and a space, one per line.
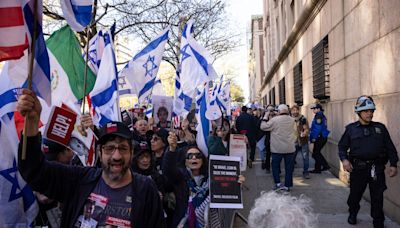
82, 26, 91, 115
22, 0, 39, 160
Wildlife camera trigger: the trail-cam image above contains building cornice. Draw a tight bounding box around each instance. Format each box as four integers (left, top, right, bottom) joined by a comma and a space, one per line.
260, 0, 327, 93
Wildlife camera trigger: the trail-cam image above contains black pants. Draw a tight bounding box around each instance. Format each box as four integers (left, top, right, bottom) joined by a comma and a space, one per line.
348, 165, 387, 228
312, 137, 329, 170
249, 141, 256, 161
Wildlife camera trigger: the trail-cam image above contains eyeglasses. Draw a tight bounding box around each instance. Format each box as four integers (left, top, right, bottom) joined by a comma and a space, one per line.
102, 144, 130, 155
186, 153, 203, 160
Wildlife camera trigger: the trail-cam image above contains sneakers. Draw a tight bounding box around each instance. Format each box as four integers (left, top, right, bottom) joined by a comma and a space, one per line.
347, 213, 357, 225
273, 183, 290, 192
303, 173, 310, 179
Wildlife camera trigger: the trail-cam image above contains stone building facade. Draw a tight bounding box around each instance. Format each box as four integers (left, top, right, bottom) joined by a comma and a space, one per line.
260, 0, 400, 222
248, 15, 265, 102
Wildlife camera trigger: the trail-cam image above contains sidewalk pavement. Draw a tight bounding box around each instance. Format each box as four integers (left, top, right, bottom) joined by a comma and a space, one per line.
233, 155, 400, 228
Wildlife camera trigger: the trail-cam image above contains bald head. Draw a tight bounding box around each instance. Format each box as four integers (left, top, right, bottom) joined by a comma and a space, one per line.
135, 119, 148, 136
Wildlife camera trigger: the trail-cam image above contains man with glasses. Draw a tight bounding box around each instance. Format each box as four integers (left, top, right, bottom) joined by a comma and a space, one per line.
338, 96, 398, 227
17, 89, 165, 227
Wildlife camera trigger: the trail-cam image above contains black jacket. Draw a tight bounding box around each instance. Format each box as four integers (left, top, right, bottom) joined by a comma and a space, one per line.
235, 112, 258, 143
18, 134, 165, 228
338, 121, 398, 167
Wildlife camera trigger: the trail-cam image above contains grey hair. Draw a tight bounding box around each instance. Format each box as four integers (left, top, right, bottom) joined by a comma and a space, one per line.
248, 191, 318, 228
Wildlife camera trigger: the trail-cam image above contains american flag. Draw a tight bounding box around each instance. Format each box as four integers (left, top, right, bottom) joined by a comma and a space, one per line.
0, 0, 29, 61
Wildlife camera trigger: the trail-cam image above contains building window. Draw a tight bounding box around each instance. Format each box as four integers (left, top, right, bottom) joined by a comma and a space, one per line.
269, 87, 276, 106
293, 61, 303, 106
312, 36, 330, 100
279, 78, 286, 104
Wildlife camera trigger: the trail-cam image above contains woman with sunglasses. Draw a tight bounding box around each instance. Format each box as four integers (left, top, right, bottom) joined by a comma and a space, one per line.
164, 132, 221, 228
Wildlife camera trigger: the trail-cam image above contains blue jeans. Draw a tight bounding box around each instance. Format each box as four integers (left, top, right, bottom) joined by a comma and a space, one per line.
259, 147, 266, 160
295, 144, 310, 174
271, 152, 295, 187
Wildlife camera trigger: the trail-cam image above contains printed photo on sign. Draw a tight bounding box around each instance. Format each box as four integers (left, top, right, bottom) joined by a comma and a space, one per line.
229, 134, 247, 171
152, 95, 173, 129
209, 155, 243, 209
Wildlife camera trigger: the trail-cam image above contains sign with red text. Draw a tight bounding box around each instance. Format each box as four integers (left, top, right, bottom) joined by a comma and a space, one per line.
229, 134, 247, 171
45, 106, 77, 147
209, 155, 243, 209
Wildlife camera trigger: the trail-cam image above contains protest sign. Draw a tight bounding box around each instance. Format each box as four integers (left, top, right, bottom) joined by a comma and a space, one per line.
229, 134, 247, 171
121, 109, 133, 129
44, 106, 77, 147
209, 155, 243, 209
152, 95, 173, 128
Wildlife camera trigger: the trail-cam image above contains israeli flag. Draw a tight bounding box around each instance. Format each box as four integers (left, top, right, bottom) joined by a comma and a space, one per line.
206, 78, 222, 120
172, 68, 192, 118
84, 30, 104, 74
22, 0, 52, 105
0, 114, 39, 226
179, 20, 217, 102
89, 30, 119, 127
60, 0, 93, 32
119, 27, 169, 103
217, 80, 231, 116
195, 83, 211, 156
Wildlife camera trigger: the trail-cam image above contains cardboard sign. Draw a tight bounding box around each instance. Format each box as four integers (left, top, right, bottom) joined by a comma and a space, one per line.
152, 95, 173, 128
45, 106, 77, 147
209, 155, 243, 209
229, 134, 247, 171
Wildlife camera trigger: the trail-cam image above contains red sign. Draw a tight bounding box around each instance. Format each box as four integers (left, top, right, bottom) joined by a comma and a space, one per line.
45, 106, 77, 147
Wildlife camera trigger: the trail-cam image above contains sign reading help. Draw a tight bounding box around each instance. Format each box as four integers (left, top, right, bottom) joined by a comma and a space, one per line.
45, 106, 77, 147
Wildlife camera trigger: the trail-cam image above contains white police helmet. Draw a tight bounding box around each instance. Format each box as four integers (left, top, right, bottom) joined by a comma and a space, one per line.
355, 96, 376, 113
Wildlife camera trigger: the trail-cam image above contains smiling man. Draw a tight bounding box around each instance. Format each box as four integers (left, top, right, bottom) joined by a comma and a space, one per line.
17, 89, 165, 228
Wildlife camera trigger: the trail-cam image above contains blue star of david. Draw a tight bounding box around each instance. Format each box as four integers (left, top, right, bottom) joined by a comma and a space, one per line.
180, 44, 191, 62
0, 159, 35, 211
118, 75, 127, 87
143, 55, 158, 78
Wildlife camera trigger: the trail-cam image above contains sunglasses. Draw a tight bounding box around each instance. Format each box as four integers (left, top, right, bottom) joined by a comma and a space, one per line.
151, 136, 161, 141
186, 153, 203, 160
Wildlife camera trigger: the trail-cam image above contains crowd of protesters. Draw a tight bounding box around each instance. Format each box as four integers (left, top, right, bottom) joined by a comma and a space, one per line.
16, 89, 398, 228
17, 89, 246, 228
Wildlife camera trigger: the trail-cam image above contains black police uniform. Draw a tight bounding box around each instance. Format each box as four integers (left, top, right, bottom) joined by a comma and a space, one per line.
338, 121, 399, 227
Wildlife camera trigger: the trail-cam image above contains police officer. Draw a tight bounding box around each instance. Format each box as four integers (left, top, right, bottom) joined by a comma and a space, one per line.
338, 96, 398, 228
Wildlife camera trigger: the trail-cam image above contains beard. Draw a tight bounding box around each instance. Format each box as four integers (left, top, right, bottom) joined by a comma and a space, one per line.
102, 158, 130, 181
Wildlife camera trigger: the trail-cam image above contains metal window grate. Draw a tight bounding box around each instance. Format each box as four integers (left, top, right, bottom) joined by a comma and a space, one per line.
293, 61, 303, 106
279, 78, 286, 104
312, 36, 330, 100
269, 87, 276, 106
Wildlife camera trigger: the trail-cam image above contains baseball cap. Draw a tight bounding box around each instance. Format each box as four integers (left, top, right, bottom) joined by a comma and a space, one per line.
42, 138, 67, 161
310, 103, 323, 111
98, 122, 132, 145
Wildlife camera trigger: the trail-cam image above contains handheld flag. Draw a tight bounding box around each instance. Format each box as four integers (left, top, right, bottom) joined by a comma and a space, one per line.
0, 0, 29, 61
0, 114, 38, 226
179, 20, 217, 102
89, 30, 119, 127
195, 84, 211, 156
60, 0, 93, 32
119, 27, 169, 103
23, 0, 52, 105
46, 25, 97, 106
